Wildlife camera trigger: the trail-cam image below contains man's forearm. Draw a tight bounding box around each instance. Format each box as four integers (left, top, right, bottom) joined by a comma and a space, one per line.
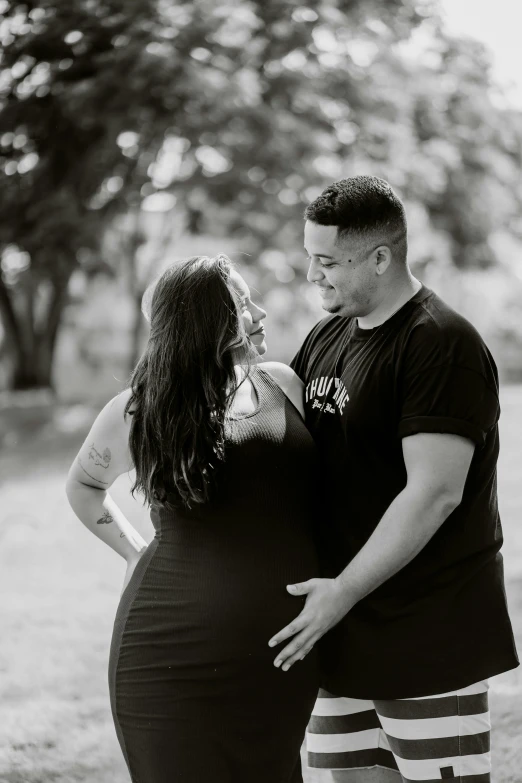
66, 480, 148, 560
336, 486, 459, 608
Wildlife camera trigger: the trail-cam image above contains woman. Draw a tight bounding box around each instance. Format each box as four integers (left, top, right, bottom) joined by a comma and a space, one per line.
65, 254, 321, 783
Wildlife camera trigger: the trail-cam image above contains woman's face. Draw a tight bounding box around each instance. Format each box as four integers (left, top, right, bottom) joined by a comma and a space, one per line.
229, 269, 267, 356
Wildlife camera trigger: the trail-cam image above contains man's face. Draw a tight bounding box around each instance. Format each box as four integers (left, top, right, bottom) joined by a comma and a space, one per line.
304, 221, 377, 318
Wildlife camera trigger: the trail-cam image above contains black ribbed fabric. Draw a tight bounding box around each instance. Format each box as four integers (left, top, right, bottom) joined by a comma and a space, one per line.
109, 368, 321, 782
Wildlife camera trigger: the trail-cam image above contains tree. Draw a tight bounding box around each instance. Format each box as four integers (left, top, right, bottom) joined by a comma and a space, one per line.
1, 0, 521, 390
0, 0, 429, 390
0, 0, 164, 387
102, 205, 185, 372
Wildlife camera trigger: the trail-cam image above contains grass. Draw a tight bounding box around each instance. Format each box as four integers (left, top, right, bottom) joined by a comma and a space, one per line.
0, 390, 521, 782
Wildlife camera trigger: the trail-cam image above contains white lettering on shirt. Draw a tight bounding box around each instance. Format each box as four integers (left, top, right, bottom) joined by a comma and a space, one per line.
305, 375, 349, 415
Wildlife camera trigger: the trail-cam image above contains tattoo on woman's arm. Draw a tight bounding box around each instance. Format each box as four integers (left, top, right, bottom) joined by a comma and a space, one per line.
96, 510, 114, 525
120, 532, 126, 538
88, 443, 111, 469
77, 457, 109, 485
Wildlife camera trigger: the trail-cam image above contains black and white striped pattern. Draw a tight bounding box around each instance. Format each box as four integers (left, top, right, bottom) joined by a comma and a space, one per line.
307, 680, 491, 781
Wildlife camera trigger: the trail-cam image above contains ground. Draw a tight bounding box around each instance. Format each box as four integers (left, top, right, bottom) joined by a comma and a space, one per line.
0, 389, 521, 782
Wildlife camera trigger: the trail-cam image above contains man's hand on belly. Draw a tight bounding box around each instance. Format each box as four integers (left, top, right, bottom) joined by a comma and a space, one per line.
268, 578, 352, 671
269, 432, 476, 671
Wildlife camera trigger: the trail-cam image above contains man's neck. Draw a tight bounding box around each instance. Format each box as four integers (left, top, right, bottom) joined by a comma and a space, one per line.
357, 275, 422, 330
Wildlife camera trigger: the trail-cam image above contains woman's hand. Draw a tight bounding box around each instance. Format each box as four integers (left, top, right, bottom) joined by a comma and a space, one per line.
120, 548, 146, 597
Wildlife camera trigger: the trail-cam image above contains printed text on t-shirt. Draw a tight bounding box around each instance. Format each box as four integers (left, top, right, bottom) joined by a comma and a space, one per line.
305, 376, 349, 414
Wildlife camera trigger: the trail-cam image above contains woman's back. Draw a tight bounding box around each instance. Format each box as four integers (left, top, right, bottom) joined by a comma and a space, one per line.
67, 256, 323, 783
153, 366, 319, 550
109, 367, 321, 783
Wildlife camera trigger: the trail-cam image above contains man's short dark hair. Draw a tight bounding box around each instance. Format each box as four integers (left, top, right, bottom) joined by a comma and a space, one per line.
304, 176, 408, 261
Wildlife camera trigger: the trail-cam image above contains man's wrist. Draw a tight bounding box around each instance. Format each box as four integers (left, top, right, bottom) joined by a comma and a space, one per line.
334, 572, 362, 610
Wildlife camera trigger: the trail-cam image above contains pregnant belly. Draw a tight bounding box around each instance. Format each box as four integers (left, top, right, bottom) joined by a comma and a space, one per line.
114, 537, 314, 668
110, 537, 321, 726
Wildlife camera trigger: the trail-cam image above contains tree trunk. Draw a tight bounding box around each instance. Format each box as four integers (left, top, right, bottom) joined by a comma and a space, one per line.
0, 275, 69, 391
0, 275, 26, 361
10, 331, 56, 391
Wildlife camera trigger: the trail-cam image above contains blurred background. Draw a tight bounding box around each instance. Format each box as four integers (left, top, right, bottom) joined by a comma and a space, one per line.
0, 0, 521, 780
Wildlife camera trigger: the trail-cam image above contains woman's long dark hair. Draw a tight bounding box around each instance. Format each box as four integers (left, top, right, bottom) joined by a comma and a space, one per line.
125, 254, 254, 508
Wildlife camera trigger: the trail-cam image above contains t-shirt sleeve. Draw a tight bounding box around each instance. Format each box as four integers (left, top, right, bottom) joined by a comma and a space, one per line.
289, 343, 305, 379
290, 324, 317, 381
398, 327, 500, 446
291, 316, 340, 381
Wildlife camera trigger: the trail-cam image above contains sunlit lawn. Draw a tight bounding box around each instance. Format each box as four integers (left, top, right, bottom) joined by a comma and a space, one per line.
1, 389, 521, 782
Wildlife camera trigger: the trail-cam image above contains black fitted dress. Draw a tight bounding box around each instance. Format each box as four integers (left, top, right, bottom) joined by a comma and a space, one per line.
109, 368, 321, 783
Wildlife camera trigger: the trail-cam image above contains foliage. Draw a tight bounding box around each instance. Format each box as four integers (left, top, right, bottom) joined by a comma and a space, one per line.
0, 0, 521, 389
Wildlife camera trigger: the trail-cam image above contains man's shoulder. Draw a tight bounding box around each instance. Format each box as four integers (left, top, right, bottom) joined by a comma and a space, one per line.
414, 290, 483, 337
410, 289, 488, 347
301, 314, 348, 347
404, 288, 498, 381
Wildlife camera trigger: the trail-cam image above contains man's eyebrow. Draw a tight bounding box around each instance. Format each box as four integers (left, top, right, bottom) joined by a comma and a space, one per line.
305, 251, 335, 259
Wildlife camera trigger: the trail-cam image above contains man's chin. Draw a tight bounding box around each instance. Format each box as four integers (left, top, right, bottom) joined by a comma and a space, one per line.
322, 301, 342, 314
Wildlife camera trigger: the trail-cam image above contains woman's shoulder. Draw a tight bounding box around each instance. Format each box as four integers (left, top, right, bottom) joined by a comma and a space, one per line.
257, 362, 304, 416
97, 387, 135, 430
258, 361, 303, 389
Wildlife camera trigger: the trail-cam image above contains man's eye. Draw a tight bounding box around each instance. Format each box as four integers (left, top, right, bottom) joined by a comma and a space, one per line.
306, 255, 332, 267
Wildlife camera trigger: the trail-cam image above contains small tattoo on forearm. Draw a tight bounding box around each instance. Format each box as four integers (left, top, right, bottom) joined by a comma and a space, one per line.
88, 443, 111, 469
96, 510, 113, 525
120, 532, 126, 538
77, 457, 109, 485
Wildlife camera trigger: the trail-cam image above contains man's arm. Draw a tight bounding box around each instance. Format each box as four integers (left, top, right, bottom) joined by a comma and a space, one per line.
268, 431, 475, 670
335, 431, 474, 601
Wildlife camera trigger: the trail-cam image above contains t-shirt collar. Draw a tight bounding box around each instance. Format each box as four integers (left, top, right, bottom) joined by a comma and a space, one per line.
350, 283, 432, 341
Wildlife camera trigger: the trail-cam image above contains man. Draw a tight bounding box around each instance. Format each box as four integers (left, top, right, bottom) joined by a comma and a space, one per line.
268, 176, 519, 782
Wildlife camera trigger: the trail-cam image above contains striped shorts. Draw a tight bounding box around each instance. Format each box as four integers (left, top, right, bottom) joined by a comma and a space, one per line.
307, 680, 491, 781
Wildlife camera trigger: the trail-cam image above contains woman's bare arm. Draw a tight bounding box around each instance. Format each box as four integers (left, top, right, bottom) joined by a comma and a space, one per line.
65, 389, 148, 560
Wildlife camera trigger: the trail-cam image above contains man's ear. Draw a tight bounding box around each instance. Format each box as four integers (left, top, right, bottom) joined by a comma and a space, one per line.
373, 246, 392, 275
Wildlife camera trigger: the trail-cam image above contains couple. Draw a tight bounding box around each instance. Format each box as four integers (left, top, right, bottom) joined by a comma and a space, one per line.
66, 176, 518, 783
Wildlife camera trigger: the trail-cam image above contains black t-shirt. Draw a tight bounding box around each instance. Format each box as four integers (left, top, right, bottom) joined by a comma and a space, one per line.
291, 284, 519, 699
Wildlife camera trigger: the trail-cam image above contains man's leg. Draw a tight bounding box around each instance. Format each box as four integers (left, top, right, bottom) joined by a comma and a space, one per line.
303, 747, 400, 782
305, 690, 401, 783
374, 680, 491, 782
306, 768, 400, 782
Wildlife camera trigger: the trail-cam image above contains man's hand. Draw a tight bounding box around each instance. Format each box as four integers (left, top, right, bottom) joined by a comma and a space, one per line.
268, 578, 352, 671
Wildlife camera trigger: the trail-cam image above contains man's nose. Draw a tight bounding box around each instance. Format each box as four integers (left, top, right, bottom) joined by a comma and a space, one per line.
307, 258, 324, 284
